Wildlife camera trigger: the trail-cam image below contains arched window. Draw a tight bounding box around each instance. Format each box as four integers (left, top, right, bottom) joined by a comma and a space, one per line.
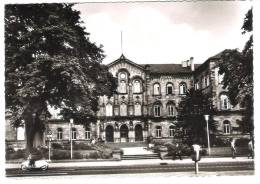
153, 103, 161, 117
85, 126, 91, 140
179, 82, 187, 95
156, 126, 162, 138
119, 80, 127, 93
106, 103, 113, 117
17, 126, 25, 140
120, 103, 127, 116
57, 128, 63, 140
167, 103, 176, 117
133, 80, 142, 93
169, 125, 175, 137
72, 128, 77, 140
134, 103, 142, 116
166, 83, 173, 95
220, 94, 230, 110
153, 83, 160, 95
223, 120, 231, 134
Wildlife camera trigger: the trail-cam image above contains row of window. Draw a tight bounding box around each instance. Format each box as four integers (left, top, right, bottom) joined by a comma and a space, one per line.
105, 103, 177, 117
153, 82, 187, 95
56, 127, 91, 140
15, 120, 233, 141
155, 125, 175, 138
118, 72, 188, 95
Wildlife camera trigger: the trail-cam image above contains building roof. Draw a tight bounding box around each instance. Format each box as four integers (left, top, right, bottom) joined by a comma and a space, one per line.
108, 54, 202, 74
141, 64, 201, 74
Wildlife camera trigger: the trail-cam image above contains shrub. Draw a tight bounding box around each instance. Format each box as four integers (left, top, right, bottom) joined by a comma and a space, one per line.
88, 152, 99, 159
51, 150, 70, 160
101, 152, 112, 159
6, 149, 26, 160
74, 143, 94, 150
211, 137, 229, 147
236, 138, 250, 147
52, 143, 63, 149
73, 152, 84, 159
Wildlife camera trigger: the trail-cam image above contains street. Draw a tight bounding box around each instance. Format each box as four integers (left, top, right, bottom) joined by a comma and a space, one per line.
6, 160, 254, 177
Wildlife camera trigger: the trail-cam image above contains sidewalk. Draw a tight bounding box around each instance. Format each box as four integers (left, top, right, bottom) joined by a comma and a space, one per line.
5, 156, 254, 169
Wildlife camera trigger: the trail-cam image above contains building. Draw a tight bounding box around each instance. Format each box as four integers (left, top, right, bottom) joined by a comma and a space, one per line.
5, 51, 248, 149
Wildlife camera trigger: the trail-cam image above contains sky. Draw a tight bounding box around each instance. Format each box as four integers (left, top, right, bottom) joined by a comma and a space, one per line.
73, 1, 252, 65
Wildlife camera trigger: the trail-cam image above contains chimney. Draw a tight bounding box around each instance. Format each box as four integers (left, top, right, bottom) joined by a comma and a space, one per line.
190, 57, 194, 71
182, 60, 187, 67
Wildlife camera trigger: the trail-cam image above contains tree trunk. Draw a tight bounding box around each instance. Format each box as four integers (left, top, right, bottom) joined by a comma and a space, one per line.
25, 114, 44, 153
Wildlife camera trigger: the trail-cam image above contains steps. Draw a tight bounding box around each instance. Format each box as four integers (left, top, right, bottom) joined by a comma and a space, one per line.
122, 153, 160, 160
106, 142, 147, 149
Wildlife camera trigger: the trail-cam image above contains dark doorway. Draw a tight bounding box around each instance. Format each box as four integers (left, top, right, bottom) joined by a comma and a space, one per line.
105, 125, 114, 142
120, 124, 129, 142
135, 124, 143, 141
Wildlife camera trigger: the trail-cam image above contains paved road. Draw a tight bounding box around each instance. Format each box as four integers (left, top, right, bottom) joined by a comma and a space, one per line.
6, 161, 254, 177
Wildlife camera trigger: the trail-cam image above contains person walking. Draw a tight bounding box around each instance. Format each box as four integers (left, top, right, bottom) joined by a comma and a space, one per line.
230, 138, 236, 159
248, 140, 254, 159
175, 143, 182, 160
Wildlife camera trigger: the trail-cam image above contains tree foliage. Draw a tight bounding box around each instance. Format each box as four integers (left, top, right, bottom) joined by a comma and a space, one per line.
5, 3, 117, 152
177, 88, 218, 146
218, 8, 253, 137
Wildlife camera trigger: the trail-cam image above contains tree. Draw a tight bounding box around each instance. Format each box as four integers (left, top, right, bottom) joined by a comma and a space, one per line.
177, 88, 218, 146
5, 3, 117, 152
218, 8, 253, 139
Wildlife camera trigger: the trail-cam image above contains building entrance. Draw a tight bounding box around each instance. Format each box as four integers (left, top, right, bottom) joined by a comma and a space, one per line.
135, 124, 143, 141
105, 125, 114, 142
120, 124, 129, 142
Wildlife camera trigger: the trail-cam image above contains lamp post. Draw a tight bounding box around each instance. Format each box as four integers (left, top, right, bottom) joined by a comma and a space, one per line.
46, 132, 52, 161
204, 115, 211, 155
70, 118, 74, 159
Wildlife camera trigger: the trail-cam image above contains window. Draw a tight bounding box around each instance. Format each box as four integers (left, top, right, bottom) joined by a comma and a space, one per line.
223, 120, 231, 134
120, 103, 127, 116
206, 75, 210, 86
220, 94, 230, 110
195, 81, 199, 90
85, 126, 91, 140
106, 103, 113, 116
133, 80, 141, 93
153, 83, 160, 95
119, 80, 127, 93
134, 103, 142, 116
169, 125, 174, 137
57, 128, 63, 140
156, 126, 162, 138
17, 126, 25, 140
179, 82, 187, 95
72, 128, 77, 140
218, 73, 224, 84
204, 75, 207, 87
167, 104, 176, 117
154, 104, 161, 117
166, 83, 173, 95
